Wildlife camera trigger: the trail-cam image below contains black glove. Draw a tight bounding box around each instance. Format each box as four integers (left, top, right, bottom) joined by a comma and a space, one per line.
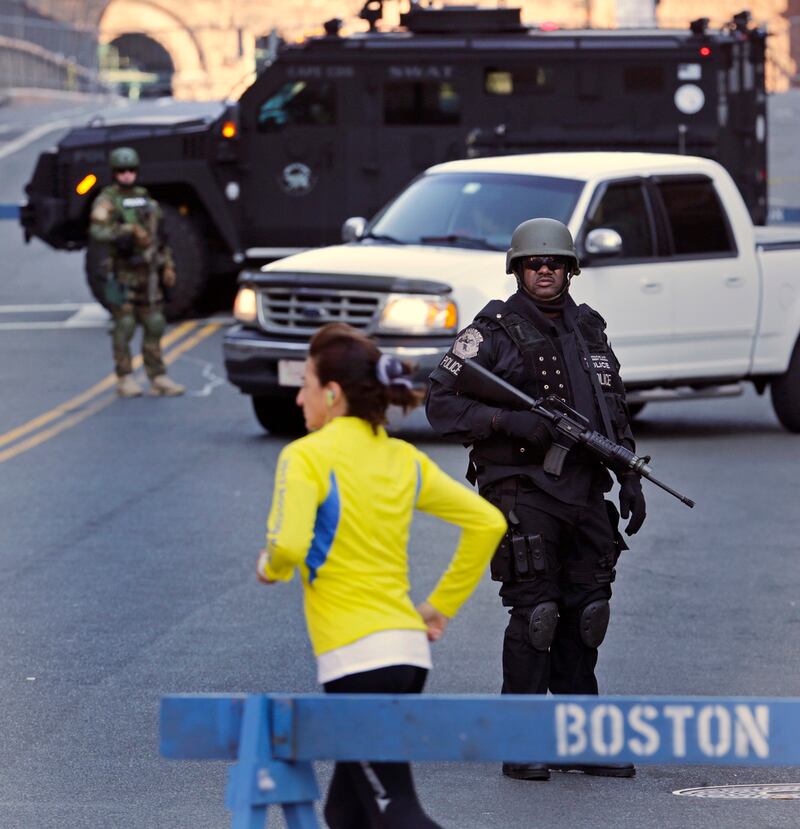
618, 472, 646, 536
115, 230, 136, 257
492, 410, 557, 454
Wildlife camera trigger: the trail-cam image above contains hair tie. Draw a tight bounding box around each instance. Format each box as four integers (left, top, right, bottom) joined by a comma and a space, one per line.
376, 354, 413, 389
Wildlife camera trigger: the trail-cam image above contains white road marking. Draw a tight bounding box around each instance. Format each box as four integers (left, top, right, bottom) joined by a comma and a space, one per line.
0, 303, 233, 331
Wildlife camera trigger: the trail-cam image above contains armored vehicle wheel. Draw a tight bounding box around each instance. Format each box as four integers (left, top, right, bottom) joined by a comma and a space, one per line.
85, 241, 113, 312
160, 204, 208, 320
252, 395, 306, 436
770, 337, 800, 433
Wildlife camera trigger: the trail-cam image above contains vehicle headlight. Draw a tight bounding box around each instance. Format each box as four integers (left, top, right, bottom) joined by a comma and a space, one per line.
233, 286, 258, 323
378, 294, 457, 334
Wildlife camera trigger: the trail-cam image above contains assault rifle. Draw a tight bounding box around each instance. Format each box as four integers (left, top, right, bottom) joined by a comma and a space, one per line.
455, 359, 695, 508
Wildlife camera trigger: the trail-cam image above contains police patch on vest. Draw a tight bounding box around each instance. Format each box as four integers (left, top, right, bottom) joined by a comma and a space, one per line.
440, 354, 463, 377
452, 327, 483, 359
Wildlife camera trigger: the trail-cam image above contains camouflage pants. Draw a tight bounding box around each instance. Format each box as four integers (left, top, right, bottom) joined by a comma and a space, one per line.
111, 303, 166, 379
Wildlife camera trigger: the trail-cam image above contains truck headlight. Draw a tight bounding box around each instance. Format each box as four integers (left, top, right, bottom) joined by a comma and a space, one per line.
233, 287, 258, 323
378, 294, 457, 334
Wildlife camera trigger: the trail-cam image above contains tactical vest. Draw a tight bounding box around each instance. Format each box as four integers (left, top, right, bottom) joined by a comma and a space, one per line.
470, 298, 631, 471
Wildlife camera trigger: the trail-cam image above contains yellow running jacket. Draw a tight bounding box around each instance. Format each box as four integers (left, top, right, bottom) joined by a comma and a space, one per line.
262, 416, 506, 656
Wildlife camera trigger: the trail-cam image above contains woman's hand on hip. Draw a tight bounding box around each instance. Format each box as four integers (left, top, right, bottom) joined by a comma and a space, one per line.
416, 601, 450, 642
256, 549, 277, 584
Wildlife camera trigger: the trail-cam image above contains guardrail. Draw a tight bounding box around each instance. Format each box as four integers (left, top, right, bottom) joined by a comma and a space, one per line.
160, 693, 800, 829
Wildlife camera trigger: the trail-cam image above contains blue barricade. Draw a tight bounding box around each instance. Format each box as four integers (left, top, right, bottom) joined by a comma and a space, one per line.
160, 693, 800, 828
0, 203, 20, 220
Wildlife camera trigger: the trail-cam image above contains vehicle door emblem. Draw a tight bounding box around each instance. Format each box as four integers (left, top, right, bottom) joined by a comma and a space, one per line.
279, 162, 316, 196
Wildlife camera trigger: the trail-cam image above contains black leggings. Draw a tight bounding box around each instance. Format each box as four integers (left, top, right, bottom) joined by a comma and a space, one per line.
322, 665, 443, 829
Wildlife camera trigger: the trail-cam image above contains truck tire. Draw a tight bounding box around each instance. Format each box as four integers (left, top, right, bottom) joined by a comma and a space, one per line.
160, 204, 208, 320
84, 206, 209, 321
770, 338, 800, 433
252, 395, 306, 436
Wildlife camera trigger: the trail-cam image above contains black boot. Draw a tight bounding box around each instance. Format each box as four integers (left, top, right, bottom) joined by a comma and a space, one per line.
551, 763, 635, 778
502, 763, 551, 781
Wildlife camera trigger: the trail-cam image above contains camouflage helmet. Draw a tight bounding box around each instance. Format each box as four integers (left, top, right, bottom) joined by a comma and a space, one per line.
109, 146, 140, 170
506, 218, 581, 276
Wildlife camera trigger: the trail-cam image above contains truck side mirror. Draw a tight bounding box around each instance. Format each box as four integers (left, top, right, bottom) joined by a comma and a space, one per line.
342, 216, 367, 242
584, 227, 623, 257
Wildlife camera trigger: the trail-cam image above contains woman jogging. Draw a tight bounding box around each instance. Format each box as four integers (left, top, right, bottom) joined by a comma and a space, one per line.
256, 322, 506, 829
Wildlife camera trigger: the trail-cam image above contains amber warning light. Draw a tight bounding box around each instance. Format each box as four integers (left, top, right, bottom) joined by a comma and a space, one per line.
222, 121, 237, 139
76, 174, 97, 195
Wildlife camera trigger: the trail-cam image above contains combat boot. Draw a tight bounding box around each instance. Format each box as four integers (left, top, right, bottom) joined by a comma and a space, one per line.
502, 763, 550, 781
117, 375, 144, 398
551, 763, 636, 778
149, 375, 185, 397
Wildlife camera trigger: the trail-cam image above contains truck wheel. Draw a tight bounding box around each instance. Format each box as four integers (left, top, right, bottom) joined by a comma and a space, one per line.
252, 395, 306, 436
85, 242, 113, 312
770, 338, 800, 432
160, 204, 209, 320
84, 206, 209, 320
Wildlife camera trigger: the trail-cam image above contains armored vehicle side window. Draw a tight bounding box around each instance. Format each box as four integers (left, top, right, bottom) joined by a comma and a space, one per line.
384, 82, 460, 125
623, 66, 664, 93
258, 81, 336, 130
485, 66, 554, 95
657, 179, 734, 255
369, 172, 582, 250
584, 182, 655, 259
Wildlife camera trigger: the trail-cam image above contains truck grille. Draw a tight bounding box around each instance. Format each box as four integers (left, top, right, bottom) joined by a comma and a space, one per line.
257, 286, 383, 334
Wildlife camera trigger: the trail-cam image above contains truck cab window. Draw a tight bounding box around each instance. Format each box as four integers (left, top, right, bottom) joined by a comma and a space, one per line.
623, 66, 664, 93
485, 66, 554, 95
657, 179, 734, 255
384, 82, 460, 125
258, 81, 336, 130
584, 182, 654, 259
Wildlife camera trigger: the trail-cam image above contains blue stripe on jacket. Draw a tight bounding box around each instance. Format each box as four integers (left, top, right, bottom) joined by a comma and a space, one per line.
306, 471, 341, 584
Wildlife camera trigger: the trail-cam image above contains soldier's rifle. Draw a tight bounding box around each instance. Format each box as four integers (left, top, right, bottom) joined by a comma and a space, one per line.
454, 358, 695, 508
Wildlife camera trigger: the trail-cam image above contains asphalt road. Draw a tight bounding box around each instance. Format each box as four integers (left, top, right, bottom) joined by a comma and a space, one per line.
1, 93, 800, 829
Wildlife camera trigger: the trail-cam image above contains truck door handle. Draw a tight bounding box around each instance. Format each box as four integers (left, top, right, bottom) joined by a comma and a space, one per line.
725, 276, 744, 288
641, 281, 662, 294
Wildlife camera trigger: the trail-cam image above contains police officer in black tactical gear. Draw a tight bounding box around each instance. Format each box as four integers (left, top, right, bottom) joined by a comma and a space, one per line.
426, 218, 646, 782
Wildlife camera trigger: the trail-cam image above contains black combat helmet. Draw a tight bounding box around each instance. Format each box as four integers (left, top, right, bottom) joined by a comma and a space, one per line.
505, 218, 581, 276
109, 146, 140, 170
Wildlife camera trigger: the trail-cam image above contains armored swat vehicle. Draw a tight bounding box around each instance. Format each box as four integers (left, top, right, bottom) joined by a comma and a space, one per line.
21, 3, 767, 318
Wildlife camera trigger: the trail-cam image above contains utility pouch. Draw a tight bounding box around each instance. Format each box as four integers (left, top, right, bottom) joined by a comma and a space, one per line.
490, 535, 514, 582
507, 532, 546, 582
604, 499, 629, 563
105, 277, 127, 306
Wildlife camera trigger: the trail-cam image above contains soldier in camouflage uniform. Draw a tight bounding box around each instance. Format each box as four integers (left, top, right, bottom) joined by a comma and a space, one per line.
89, 147, 185, 398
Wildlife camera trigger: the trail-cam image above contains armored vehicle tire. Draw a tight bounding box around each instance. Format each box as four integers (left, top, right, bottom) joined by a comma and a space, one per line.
159, 204, 208, 320
770, 338, 800, 433
252, 395, 307, 436
83, 205, 209, 321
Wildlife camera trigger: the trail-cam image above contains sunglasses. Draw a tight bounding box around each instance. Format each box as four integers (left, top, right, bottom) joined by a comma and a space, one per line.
114, 168, 138, 174
522, 256, 567, 271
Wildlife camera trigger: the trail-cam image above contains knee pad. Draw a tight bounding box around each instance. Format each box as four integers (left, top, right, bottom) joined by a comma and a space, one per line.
142, 310, 166, 338
114, 313, 136, 340
528, 601, 558, 651
579, 600, 610, 648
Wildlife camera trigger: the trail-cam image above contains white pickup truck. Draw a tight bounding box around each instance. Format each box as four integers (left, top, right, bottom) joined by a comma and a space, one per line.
223, 152, 800, 434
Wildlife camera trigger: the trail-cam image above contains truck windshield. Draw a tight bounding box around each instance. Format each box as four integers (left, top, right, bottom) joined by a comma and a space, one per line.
367, 172, 583, 250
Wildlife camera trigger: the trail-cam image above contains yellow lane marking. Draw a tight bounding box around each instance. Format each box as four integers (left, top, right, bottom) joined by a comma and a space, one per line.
0, 321, 197, 450
0, 322, 221, 465
0, 394, 116, 465
162, 322, 221, 366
